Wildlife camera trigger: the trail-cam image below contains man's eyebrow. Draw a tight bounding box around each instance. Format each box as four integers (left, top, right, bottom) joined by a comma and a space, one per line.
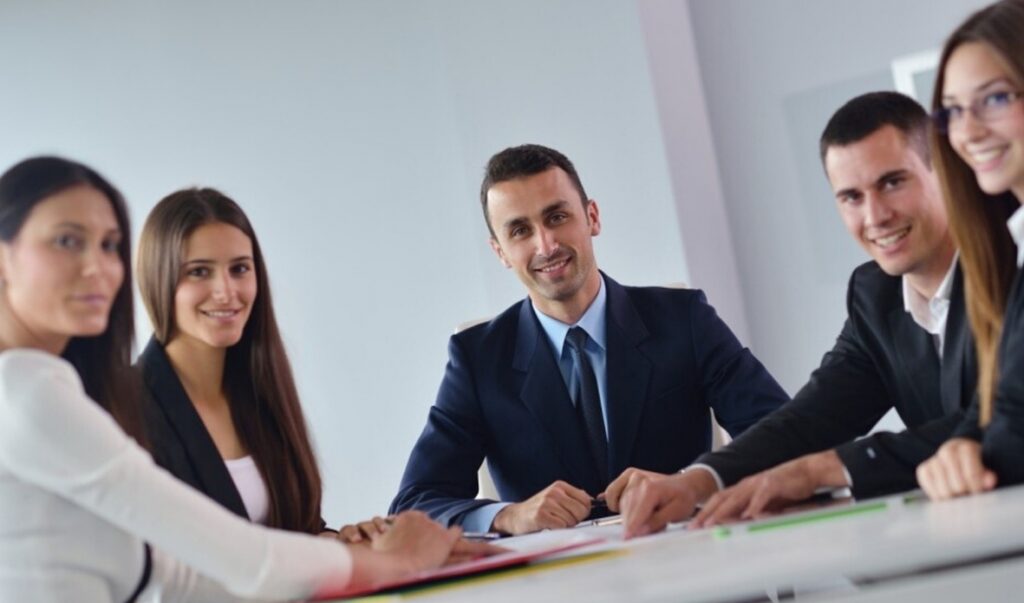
834, 186, 860, 199
874, 169, 909, 186
502, 216, 529, 231
540, 200, 572, 215
501, 200, 573, 230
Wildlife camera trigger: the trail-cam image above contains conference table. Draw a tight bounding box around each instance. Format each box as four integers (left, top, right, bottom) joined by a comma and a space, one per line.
335, 485, 1024, 602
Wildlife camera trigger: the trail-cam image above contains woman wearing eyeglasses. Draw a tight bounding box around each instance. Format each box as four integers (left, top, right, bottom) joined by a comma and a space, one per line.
916, 0, 1024, 500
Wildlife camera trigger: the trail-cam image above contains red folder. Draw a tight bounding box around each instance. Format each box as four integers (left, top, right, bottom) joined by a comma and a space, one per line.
313, 537, 604, 600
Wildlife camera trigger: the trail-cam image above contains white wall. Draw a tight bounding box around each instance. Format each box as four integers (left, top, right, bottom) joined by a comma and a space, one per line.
1, 0, 985, 524
677, 0, 985, 430
0, 0, 688, 524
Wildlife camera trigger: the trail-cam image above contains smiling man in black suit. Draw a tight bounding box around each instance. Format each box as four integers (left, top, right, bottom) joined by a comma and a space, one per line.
612, 91, 978, 536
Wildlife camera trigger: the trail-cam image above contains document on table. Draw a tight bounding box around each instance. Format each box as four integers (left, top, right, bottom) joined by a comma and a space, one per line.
312, 534, 604, 601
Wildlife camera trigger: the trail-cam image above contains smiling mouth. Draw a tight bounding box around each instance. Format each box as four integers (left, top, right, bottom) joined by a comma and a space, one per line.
870, 226, 911, 249
967, 146, 1010, 170
534, 256, 571, 274
201, 309, 242, 318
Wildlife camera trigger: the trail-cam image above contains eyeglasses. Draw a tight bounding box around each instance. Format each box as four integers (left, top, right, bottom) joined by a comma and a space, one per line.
932, 90, 1024, 133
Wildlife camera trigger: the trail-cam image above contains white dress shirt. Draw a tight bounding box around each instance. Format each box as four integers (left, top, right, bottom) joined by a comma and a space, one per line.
902, 254, 959, 358
1009, 204, 1024, 268
0, 349, 351, 603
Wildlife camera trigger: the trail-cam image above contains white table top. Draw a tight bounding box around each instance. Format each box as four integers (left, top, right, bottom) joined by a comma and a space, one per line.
369, 485, 1024, 602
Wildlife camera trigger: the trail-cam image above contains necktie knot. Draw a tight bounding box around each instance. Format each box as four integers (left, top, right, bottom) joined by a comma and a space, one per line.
566, 326, 589, 354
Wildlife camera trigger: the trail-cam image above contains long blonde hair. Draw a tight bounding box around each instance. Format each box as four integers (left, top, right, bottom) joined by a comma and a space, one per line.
930, 0, 1024, 425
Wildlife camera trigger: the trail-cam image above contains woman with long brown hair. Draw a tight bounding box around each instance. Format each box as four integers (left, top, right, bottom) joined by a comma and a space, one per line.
0, 156, 479, 602
136, 187, 330, 533
916, 0, 1024, 499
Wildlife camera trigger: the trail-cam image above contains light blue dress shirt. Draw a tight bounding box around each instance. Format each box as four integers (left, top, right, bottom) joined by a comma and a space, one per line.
462, 277, 609, 532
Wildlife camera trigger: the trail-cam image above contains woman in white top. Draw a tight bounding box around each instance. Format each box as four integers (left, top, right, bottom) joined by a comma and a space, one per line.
0, 156, 484, 603
135, 187, 331, 534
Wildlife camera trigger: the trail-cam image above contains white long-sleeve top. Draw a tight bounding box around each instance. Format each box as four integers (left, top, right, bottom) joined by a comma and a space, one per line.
0, 349, 352, 603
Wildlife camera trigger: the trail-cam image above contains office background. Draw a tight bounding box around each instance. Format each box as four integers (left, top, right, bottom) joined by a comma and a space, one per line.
0, 0, 982, 524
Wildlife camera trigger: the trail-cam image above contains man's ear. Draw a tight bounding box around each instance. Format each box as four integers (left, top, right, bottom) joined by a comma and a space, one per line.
489, 237, 511, 269
586, 199, 602, 236
0, 243, 9, 285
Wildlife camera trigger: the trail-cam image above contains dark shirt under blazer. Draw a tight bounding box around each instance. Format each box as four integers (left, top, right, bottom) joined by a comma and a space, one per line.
137, 337, 328, 531
389, 274, 789, 526
696, 261, 977, 498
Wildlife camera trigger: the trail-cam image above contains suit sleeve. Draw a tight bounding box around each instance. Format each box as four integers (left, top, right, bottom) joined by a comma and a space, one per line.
688, 291, 789, 442
836, 410, 965, 497
981, 292, 1024, 486
695, 309, 894, 488
389, 336, 494, 526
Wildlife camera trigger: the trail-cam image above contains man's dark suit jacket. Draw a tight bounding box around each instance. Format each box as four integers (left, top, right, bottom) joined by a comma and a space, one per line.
389, 274, 788, 526
695, 261, 977, 499
955, 263, 1024, 486
137, 338, 329, 531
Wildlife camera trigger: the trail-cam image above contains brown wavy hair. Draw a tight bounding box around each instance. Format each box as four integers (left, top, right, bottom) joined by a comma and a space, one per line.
0, 156, 145, 446
137, 188, 323, 532
930, 0, 1024, 425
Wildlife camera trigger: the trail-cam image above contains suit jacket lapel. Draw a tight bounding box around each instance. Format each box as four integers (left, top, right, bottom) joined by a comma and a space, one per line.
941, 267, 970, 413
602, 275, 652, 479
140, 337, 249, 519
1001, 265, 1024, 358
888, 306, 941, 416
513, 301, 602, 494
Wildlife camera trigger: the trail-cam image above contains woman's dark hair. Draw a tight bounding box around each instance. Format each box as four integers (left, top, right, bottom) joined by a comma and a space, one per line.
0, 156, 145, 445
137, 188, 323, 533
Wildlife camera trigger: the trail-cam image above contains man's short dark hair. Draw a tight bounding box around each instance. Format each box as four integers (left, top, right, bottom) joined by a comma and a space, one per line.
480, 144, 589, 238
819, 91, 931, 167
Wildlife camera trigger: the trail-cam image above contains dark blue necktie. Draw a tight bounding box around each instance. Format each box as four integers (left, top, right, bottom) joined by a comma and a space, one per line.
565, 326, 609, 488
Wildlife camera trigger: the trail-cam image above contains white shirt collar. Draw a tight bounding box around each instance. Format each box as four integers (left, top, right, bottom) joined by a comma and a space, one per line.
1008, 204, 1024, 268
902, 252, 958, 337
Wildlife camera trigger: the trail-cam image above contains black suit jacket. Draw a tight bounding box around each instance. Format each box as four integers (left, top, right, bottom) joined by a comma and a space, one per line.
695, 261, 977, 498
956, 263, 1024, 486
138, 338, 328, 530
389, 274, 788, 526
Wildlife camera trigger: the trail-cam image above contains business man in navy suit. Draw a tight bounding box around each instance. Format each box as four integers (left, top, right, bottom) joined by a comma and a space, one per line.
390, 144, 787, 535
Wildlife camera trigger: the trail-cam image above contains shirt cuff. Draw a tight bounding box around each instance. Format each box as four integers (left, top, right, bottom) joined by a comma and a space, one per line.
840, 463, 854, 489
684, 463, 724, 492
461, 502, 510, 532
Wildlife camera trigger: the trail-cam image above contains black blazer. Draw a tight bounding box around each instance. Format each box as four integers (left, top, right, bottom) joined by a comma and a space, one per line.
389, 274, 789, 526
138, 338, 328, 530
956, 263, 1024, 486
696, 261, 977, 498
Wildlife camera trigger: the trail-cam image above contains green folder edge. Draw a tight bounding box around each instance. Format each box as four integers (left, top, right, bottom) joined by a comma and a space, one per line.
713, 499, 889, 539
